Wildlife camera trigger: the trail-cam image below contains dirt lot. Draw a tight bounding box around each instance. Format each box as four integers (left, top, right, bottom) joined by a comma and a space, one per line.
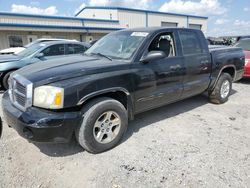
0, 80, 250, 188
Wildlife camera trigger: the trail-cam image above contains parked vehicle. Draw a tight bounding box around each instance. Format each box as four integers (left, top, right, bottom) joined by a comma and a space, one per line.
236, 35, 250, 42
206, 37, 232, 46
0, 47, 25, 55
0, 38, 78, 55
0, 41, 90, 89
234, 38, 250, 78
25, 38, 78, 48
2, 27, 244, 153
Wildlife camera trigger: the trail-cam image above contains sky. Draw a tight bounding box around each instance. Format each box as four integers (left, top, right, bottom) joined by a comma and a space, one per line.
0, 0, 249, 37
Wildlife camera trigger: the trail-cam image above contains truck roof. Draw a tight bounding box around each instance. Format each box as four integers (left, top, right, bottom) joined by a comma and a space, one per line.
116, 27, 201, 34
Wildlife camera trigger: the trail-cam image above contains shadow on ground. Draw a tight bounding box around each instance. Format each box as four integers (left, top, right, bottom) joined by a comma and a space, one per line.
238, 78, 250, 84
34, 138, 83, 157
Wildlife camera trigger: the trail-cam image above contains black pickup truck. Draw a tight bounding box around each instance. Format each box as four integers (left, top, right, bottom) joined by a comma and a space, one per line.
2, 27, 244, 153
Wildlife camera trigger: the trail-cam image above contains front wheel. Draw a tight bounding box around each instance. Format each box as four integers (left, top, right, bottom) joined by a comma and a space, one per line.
2, 71, 15, 90
76, 97, 128, 153
209, 73, 232, 104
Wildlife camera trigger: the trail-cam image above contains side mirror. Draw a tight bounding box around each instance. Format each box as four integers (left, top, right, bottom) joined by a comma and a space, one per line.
35, 52, 44, 59
140, 51, 166, 63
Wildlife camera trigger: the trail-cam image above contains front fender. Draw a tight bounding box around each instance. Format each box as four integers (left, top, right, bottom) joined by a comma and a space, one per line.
77, 87, 130, 105
77, 87, 134, 120
0, 61, 20, 72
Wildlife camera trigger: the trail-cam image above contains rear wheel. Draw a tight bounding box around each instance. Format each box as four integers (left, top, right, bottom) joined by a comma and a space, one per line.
76, 97, 128, 153
209, 73, 232, 104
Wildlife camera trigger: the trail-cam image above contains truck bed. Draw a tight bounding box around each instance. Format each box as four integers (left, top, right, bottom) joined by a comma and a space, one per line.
209, 45, 244, 83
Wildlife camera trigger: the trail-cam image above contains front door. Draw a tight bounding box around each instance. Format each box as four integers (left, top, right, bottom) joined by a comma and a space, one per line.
134, 32, 185, 113
40, 44, 66, 61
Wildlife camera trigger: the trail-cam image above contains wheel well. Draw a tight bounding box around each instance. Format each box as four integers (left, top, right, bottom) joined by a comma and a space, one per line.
81, 91, 128, 110
80, 91, 134, 119
221, 67, 235, 79
2, 69, 17, 81
1, 69, 17, 88
3, 69, 17, 76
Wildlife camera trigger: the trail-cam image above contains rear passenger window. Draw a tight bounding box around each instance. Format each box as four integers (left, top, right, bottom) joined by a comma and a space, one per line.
74, 44, 86, 54
42, 44, 65, 56
179, 31, 202, 55
66, 44, 86, 55
67, 44, 75, 54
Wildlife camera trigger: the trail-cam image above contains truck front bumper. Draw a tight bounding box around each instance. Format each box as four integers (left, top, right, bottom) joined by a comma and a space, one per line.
2, 92, 81, 143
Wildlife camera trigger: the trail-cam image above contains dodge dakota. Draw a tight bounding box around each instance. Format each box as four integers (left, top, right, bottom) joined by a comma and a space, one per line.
2, 27, 245, 153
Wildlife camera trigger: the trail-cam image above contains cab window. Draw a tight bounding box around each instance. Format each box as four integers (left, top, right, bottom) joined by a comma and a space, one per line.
148, 33, 176, 57
179, 30, 202, 55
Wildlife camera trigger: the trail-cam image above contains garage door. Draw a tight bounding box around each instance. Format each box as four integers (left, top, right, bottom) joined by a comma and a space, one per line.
189, 24, 202, 30
161, 22, 178, 27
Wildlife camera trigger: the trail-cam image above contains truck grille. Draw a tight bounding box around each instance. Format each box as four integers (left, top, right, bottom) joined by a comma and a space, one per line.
8, 74, 33, 111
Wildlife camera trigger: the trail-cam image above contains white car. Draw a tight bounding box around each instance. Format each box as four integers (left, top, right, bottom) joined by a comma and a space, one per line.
0, 38, 78, 55
0, 47, 25, 55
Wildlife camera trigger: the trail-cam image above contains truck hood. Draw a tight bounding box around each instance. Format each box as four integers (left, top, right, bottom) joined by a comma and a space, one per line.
15, 54, 130, 86
0, 54, 21, 63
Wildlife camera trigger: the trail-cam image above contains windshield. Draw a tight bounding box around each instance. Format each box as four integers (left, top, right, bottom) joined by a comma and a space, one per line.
24, 41, 39, 48
16, 43, 46, 57
85, 31, 149, 60
234, 40, 250, 51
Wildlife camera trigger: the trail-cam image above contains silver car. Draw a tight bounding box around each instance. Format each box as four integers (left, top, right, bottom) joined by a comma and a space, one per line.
0, 41, 90, 89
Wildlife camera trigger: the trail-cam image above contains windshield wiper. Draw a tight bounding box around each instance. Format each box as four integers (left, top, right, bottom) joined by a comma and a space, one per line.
91, 52, 112, 61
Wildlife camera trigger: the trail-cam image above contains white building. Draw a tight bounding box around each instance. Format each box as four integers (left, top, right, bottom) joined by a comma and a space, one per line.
0, 6, 208, 50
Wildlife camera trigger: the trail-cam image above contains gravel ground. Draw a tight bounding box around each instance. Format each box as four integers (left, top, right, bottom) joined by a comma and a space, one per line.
0, 80, 250, 188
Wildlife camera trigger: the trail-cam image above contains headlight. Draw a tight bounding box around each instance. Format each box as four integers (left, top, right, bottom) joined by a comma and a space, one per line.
33, 86, 64, 109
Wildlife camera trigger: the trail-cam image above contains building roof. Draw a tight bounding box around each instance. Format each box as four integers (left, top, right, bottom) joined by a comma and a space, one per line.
75, 6, 208, 19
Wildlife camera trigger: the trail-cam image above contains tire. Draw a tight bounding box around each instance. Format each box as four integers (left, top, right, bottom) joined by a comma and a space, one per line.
2, 71, 15, 90
76, 97, 128, 153
209, 73, 232, 104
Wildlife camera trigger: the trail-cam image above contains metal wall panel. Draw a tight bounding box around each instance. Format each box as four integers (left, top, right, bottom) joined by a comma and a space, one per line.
0, 16, 82, 27
77, 9, 118, 20
118, 10, 146, 28
147, 13, 187, 28
84, 21, 119, 28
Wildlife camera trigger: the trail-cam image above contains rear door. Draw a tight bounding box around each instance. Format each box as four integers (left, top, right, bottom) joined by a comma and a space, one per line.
65, 44, 87, 55
178, 30, 211, 98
